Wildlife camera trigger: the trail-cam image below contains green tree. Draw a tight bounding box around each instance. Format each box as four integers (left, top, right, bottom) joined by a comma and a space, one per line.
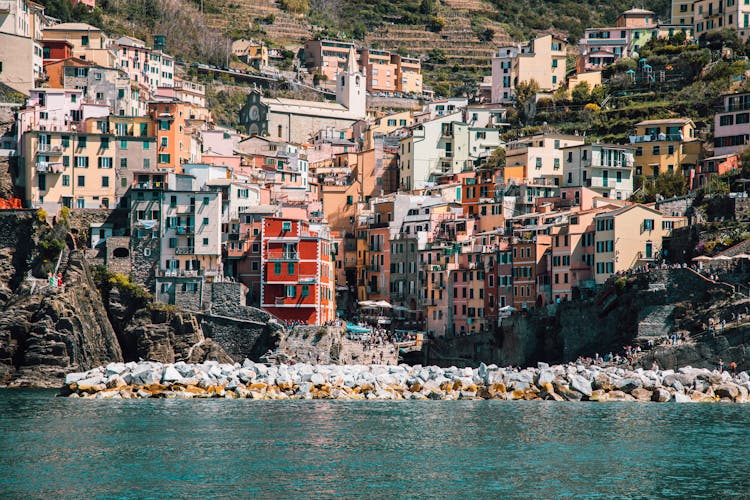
483, 147, 506, 169
428, 48, 447, 65
653, 171, 687, 199
571, 81, 590, 105
478, 28, 495, 42
419, 0, 437, 15
514, 79, 540, 110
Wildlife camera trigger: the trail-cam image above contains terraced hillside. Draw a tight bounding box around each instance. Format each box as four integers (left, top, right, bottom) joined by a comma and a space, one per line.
202, 0, 314, 44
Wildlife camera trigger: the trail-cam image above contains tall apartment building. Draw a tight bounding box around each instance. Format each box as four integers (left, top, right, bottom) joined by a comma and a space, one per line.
260, 217, 335, 325
0, 0, 49, 94
504, 133, 586, 185
491, 34, 567, 104
303, 40, 423, 94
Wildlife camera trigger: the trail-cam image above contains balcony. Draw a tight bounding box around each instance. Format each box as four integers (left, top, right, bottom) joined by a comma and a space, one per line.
266, 252, 299, 261
299, 274, 317, 283
419, 298, 436, 307
629, 134, 683, 144
36, 162, 63, 174
174, 247, 195, 255
37, 144, 63, 155
0, 1, 11, 14
175, 225, 195, 235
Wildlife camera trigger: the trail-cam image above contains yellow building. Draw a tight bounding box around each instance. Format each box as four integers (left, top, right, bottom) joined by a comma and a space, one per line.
42, 23, 116, 68
371, 110, 414, 135
593, 204, 684, 284
631, 118, 701, 180
23, 123, 116, 211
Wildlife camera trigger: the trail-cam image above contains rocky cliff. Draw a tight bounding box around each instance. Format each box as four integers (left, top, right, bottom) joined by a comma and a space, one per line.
0, 214, 256, 387
426, 268, 750, 371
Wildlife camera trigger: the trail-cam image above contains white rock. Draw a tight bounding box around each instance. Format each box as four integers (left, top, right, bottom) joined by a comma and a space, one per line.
570, 374, 593, 397
105, 363, 127, 376
161, 366, 184, 383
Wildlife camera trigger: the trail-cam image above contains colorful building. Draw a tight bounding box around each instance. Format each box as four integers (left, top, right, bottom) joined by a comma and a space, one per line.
630, 118, 701, 180
260, 217, 335, 325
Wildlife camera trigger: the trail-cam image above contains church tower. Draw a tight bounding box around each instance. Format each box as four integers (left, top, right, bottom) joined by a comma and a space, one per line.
336, 46, 366, 118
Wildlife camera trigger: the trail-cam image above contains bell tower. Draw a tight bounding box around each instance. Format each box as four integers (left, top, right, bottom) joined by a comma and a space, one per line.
336, 46, 366, 118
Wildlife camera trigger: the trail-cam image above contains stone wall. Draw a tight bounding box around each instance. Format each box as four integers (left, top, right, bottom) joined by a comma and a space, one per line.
198, 313, 280, 362
209, 281, 273, 323
130, 233, 159, 290
734, 197, 750, 222
67, 209, 128, 248
105, 236, 131, 275
655, 195, 694, 217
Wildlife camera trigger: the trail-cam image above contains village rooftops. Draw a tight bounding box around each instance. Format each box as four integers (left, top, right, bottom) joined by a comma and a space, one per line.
43, 23, 104, 32
594, 203, 662, 219
635, 118, 694, 126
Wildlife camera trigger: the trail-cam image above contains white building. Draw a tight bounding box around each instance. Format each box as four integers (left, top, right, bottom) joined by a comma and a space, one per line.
562, 143, 635, 200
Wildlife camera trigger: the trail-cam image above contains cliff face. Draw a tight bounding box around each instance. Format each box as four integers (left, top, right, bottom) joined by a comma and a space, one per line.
0, 214, 238, 387
0, 250, 123, 387
426, 269, 747, 370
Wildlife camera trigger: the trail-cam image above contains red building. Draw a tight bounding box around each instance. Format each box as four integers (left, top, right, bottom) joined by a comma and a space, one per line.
261, 217, 335, 325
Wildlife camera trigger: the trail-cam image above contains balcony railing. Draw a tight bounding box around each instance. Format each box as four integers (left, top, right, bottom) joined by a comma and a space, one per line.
36, 162, 63, 173
629, 134, 683, 143
175, 226, 195, 235
37, 144, 63, 154
299, 274, 317, 283
174, 247, 195, 255
266, 252, 299, 261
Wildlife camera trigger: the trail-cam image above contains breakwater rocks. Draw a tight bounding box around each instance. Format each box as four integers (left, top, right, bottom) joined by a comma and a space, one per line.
60, 360, 750, 402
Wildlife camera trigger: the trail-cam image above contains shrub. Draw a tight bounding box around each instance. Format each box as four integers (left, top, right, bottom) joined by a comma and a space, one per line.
36, 208, 47, 224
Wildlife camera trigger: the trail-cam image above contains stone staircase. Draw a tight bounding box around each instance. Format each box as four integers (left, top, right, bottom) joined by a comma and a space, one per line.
637, 305, 675, 341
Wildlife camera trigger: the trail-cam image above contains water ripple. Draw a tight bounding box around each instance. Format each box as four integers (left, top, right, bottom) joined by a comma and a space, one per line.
0, 391, 749, 498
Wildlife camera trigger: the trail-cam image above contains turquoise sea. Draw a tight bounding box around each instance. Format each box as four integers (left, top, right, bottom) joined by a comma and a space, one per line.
0, 390, 748, 499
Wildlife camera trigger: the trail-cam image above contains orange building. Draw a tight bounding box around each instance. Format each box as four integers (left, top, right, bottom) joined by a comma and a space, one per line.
260, 217, 335, 325
148, 100, 192, 170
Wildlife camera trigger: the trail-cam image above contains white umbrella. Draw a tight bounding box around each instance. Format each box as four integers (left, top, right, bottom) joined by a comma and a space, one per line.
499, 305, 517, 312
692, 255, 712, 261
359, 300, 376, 307
731, 253, 750, 259
713, 255, 733, 261
374, 300, 392, 309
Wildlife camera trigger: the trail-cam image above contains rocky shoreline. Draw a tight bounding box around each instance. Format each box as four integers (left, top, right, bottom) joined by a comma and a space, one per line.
59, 360, 750, 402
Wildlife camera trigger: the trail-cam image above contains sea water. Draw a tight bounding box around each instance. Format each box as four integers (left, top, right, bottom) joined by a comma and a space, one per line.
1, 390, 748, 498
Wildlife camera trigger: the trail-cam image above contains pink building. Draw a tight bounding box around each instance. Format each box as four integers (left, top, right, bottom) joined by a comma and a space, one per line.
714, 92, 750, 157
689, 154, 740, 191
115, 35, 174, 91
577, 9, 656, 72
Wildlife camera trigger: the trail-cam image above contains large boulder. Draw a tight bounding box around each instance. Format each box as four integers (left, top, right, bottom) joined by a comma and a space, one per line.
569, 374, 592, 397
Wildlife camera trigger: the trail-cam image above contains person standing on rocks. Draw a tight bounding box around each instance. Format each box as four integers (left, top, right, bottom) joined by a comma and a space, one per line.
730, 361, 737, 375
718, 359, 724, 373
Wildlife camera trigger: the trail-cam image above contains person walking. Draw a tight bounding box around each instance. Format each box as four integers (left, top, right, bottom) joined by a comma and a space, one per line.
730, 361, 737, 375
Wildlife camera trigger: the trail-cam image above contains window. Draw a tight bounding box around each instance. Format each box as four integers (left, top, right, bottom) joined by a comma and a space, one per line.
98, 157, 112, 168
738, 113, 750, 125
62, 175, 70, 187
63, 156, 70, 168
287, 262, 295, 274
203, 238, 209, 245
285, 285, 296, 298
301, 285, 309, 297
161, 137, 168, 148
81, 35, 89, 46
78, 136, 87, 148
101, 176, 109, 187
75, 156, 89, 168
143, 141, 150, 150
652, 145, 660, 155
644, 219, 654, 231
535, 158, 542, 169
158, 154, 171, 164
38, 174, 46, 190
120, 158, 128, 168
143, 159, 150, 169
77, 175, 85, 187
274, 263, 281, 274
202, 217, 209, 225
61, 136, 70, 148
